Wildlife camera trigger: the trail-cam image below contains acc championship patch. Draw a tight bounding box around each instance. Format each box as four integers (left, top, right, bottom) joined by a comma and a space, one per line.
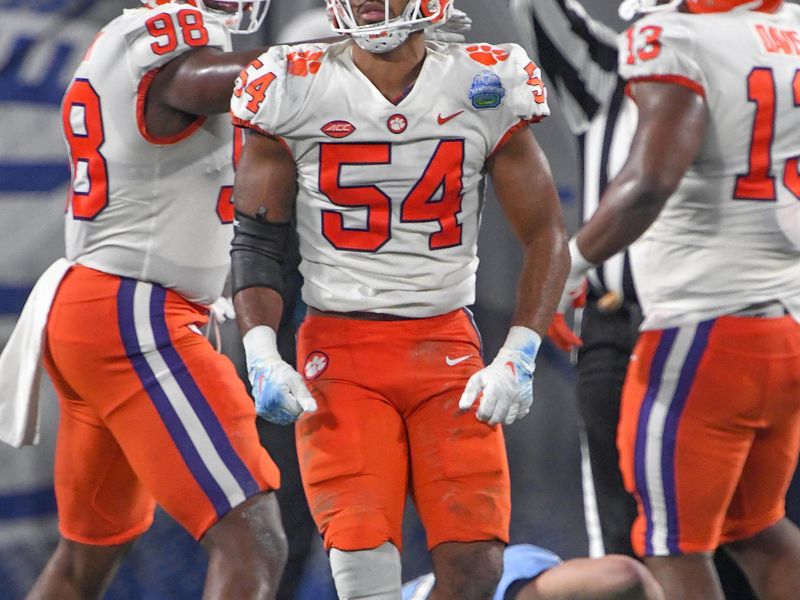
304, 351, 329, 380
468, 70, 505, 110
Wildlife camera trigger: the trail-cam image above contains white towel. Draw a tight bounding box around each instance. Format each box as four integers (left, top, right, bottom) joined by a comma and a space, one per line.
0, 259, 73, 448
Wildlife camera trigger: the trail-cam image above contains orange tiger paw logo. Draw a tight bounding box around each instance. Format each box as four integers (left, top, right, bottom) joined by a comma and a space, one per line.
466, 44, 510, 66
287, 50, 323, 77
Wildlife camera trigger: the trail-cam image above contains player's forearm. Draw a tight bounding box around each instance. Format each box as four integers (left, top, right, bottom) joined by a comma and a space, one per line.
512, 227, 570, 336
233, 287, 284, 337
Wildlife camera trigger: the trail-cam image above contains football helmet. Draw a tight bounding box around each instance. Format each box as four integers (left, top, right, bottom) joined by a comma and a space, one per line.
140, 0, 270, 34
619, 0, 764, 19
326, 0, 454, 53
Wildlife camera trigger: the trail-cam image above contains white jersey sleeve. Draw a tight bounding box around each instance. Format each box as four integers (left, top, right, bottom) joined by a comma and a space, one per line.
462, 43, 550, 153
618, 16, 707, 96
231, 43, 328, 137
124, 4, 229, 76
483, 42, 550, 122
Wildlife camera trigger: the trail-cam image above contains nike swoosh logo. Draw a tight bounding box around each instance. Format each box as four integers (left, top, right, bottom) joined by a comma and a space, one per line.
437, 110, 464, 125
445, 355, 473, 366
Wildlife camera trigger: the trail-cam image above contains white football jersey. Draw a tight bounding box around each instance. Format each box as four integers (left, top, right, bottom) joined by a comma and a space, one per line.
231, 40, 549, 317
619, 2, 800, 330
61, 4, 238, 304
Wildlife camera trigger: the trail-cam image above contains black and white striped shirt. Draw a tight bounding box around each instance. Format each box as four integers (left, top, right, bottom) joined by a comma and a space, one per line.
511, 0, 639, 305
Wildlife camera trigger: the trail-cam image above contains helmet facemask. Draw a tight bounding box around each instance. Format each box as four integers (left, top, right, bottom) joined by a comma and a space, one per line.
140, 0, 271, 34
326, 0, 453, 53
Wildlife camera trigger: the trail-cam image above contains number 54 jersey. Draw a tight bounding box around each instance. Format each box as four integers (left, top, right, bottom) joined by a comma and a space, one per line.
231, 40, 549, 318
62, 4, 238, 305
620, 2, 800, 329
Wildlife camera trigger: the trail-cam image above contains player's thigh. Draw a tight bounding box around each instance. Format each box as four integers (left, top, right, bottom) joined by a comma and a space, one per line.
722, 328, 800, 543
408, 379, 510, 550
50, 272, 279, 541
45, 270, 155, 544
47, 368, 156, 544
296, 378, 408, 551
618, 322, 755, 556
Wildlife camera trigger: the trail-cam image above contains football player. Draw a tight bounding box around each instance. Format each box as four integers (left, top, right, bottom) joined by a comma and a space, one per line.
402, 543, 664, 600
28, 2, 288, 599
558, 0, 800, 598
228, 0, 571, 598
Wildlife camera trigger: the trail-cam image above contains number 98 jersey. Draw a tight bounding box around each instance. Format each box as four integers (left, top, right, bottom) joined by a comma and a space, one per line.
62, 4, 236, 305
231, 40, 549, 318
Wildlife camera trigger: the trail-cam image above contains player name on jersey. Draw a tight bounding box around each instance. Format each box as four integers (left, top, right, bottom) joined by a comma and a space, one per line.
754, 24, 800, 56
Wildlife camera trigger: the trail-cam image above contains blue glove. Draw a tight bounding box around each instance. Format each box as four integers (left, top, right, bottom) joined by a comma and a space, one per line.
243, 326, 317, 425
459, 326, 540, 425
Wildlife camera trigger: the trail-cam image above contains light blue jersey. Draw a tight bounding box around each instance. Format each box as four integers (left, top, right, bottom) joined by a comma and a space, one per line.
402, 544, 562, 600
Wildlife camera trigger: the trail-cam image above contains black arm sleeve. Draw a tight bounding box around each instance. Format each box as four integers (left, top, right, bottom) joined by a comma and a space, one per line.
230, 209, 295, 298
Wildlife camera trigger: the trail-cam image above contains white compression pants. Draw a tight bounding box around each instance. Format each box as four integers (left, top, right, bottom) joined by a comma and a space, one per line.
329, 542, 402, 600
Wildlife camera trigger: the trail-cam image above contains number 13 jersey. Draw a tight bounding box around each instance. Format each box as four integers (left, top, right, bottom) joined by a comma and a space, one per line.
62, 4, 237, 305
231, 40, 549, 318
620, 2, 800, 329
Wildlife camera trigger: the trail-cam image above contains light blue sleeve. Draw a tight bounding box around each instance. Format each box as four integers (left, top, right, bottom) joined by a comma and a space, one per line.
494, 544, 562, 600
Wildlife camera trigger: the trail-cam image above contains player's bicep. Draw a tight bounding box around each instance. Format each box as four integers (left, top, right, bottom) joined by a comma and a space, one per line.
234, 131, 297, 222
625, 80, 707, 197
487, 126, 564, 244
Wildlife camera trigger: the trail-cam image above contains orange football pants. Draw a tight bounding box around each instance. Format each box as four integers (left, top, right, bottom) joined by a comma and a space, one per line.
295, 309, 511, 552
44, 265, 279, 544
618, 315, 800, 556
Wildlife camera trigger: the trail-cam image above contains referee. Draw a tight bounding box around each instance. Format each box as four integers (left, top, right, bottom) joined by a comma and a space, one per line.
510, 0, 639, 559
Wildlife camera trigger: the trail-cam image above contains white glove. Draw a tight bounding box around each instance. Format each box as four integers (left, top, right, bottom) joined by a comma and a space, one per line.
209, 296, 235, 323
425, 8, 472, 43
243, 326, 317, 425
459, 326, 541, 426
557, 237, 593, 313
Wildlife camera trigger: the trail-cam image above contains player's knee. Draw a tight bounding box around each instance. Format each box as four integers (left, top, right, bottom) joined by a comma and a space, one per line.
39, 538, 135, 598
329, 542, 402, 599
204, 492, 288, 578
599, 555, 663, 600
432, 541, 504, 600
323, 511, 398, 553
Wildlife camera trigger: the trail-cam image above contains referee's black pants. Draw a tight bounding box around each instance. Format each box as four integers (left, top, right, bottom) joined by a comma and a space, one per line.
576, 299, 640, 557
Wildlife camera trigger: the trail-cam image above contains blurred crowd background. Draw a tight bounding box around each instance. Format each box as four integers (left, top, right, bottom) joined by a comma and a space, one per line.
3, 1, 793, 599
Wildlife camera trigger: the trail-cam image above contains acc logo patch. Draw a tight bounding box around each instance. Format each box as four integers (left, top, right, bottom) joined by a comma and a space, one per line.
322, 120, 356, 138
387, 113, 408, 134
468, 70, 506, 110
304, 351, 329, 380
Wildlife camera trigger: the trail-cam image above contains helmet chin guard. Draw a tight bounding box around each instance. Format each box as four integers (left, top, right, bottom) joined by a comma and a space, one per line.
140, 0, 271, 34
326, 0, 454, 53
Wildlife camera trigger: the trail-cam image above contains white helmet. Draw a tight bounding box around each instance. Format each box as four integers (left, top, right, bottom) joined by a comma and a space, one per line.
326, 0, 454, 53
618, 0, 685, 20
141, 0, 270, 34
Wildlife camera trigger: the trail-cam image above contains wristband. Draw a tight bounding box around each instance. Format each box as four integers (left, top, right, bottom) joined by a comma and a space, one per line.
569, 237, 595, 275
503, 326, 542, 359
242, 325, 281, 365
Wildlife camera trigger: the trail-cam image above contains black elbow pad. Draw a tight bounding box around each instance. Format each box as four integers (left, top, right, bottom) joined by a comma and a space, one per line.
230, 209, 294, 298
